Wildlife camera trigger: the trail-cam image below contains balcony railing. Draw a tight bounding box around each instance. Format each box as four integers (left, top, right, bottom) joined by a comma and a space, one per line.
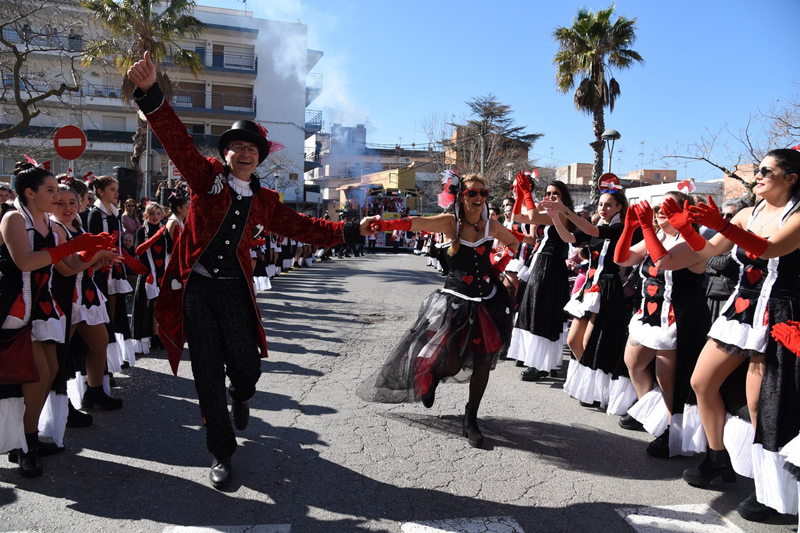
1, 27, 84, 51
172, 88, 257, 114
163, 50, 258, 73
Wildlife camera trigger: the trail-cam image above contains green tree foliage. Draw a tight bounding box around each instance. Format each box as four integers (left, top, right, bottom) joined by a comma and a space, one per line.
553, 4, 643, 200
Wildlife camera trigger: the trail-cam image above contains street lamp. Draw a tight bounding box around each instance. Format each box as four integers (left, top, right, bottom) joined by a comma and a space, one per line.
294, 186, 301, 213
601, 129, 621, 173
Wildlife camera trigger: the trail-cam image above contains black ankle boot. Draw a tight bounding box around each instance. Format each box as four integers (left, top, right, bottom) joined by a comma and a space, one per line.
683, 447, 736, 486
67, 402, 93, 428
737, 491, 776, 522
421, 377, 439, 409
463, 403, 484, 448
18, 432, 43, 478
83, 386, 123, 410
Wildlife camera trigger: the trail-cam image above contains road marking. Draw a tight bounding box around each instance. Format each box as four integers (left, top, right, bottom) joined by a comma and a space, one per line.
401, 516, 525, 533
163, 527, 290, 533
616, 504, 747, 532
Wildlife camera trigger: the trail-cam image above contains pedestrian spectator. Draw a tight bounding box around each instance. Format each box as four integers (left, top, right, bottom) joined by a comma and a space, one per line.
121, 197, 142, 240
0, 184, 12, 203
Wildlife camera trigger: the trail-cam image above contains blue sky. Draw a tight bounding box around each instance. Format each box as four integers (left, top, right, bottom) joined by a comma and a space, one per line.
202, 0, 799, 181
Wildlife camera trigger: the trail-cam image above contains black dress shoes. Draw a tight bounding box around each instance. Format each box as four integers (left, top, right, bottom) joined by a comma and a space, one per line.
209, 456, 232, 489
737, 491, 776, 522
232, 400, 249, 430
520, 368, 549, 382
618, 413, 645, 431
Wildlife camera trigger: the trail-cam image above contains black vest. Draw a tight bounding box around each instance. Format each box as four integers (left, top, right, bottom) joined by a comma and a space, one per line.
197, 188, 253, 279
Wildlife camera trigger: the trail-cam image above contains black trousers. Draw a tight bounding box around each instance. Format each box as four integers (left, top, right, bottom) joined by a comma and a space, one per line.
184, 275, 261, 459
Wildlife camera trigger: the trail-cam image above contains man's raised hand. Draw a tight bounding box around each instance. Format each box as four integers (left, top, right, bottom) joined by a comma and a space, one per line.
127, 51, 157, 93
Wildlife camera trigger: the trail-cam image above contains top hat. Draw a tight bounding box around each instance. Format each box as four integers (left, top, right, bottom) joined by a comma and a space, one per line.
218, 120, 283, 165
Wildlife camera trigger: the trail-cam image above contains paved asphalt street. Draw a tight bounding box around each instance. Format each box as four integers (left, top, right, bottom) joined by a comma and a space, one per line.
0, 252, 798, 532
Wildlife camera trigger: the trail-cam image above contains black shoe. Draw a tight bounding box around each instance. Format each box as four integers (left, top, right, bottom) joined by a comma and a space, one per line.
18, 433, 42, 478
683, 447, 737, 486
463, 403, 484, 448
108, 374, 117, 388
515, 360, 524, 368
737, 491, 776, 522
120, 361, 130, 369
67, 403, 93, 428
18, 448, 43, 478
619, 413, 645, 431
38, 441, 65, 457
549, 369, 559, 378
83, 386, 123, 410
579, 400, 601, 408
209, 456, 232, 489
520, 368, 549, 382
231, 400, 249, 431
421, 378, 439, 409
646, 427, 671, 458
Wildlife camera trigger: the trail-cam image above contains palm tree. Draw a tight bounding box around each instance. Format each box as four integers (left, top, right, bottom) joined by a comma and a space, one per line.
82, 0, 205, 182
553, 4, 643, 201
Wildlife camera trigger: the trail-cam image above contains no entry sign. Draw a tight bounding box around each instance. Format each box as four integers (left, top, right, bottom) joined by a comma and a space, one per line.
54, 125, 87, 160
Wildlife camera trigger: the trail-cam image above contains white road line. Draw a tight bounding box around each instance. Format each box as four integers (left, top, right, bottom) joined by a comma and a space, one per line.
163, 527, 290, 533
401, 516, 525, 533
616, 504, 747, 533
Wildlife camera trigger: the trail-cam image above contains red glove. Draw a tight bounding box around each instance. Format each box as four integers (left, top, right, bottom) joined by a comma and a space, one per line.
47, 233, 112, 264
688, 195, 727, 232
490, 247, 515, 276
690, 196, 769, 258
634, 202, 668, 262
121, 248, 148, 275
508, 229, 528, 242
661, 197, 707, 252
135, 225, 168, 256
515, 171, 535, 210
371, 217, 412, 233
772, 320, 800, 356
252, 238, 267, 246
614, 206, 640, 263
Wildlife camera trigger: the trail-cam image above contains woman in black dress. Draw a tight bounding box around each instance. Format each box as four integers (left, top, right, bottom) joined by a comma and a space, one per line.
357, 172, 519, 448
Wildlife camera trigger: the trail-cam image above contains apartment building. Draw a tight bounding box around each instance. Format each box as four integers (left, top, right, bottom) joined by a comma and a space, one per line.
1, 2, 323, 205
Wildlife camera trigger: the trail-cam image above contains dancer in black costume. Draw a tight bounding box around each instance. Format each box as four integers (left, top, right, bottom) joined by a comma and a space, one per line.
357, 172, 519, 448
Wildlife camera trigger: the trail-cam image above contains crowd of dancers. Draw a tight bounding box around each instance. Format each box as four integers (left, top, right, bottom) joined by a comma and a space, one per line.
372, 154, 800, 525
3, 143, 800, 524
0, 161, 360, 480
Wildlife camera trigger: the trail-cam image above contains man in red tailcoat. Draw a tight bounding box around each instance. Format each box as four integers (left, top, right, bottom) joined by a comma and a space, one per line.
128, 52, 375, 489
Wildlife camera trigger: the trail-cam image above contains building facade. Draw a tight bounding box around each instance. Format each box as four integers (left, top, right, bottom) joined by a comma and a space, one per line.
1, 3, 322, 205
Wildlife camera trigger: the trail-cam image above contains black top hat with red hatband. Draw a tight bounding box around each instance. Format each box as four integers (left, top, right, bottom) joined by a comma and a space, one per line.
218, 120, 284, 165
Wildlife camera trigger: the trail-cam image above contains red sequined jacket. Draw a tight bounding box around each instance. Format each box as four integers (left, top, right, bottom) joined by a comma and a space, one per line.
136, 85, 345, 374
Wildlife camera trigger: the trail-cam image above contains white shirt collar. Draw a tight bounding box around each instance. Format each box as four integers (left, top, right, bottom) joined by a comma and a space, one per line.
94, 198, 119, 217
228, 174, 253, 197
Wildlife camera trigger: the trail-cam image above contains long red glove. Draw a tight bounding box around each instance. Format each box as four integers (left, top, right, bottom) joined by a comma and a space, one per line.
121, 248, 148, 275
661, 197, 707, 252
772, 320, 800, 356
508, 229, 528, 242
511, 181, 524, 215
371, 217, 412, 233
47, 233, 112, 264
690, 195, 769, 257
634, 201, 668, 262
515, 171, 535, 210
135, 225, 168, 256
490, 247, 516, 276
613, 206, 640, 263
